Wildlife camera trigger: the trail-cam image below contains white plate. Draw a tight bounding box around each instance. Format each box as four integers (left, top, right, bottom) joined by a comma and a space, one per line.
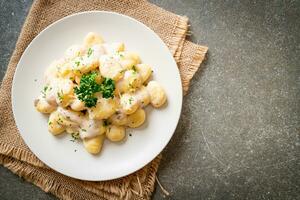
12, 11, 182, 181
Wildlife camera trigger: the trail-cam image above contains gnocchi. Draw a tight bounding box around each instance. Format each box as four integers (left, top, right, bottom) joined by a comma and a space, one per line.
34, 32, 167, 155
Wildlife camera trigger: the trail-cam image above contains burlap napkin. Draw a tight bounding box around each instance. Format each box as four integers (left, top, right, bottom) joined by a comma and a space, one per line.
0, 0, 207, 199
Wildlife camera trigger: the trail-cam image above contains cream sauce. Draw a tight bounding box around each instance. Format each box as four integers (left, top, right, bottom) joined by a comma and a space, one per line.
37, 41, 150, 138
57, 107, 104, 139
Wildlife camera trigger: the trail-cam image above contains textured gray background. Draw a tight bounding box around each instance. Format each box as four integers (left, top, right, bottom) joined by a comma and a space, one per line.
0, 0, 299, 199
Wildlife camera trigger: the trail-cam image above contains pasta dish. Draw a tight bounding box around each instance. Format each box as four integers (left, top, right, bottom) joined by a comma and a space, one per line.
34, 32, 167, 154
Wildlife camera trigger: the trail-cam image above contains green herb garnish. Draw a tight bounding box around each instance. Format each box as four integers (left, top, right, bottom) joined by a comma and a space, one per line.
74, 72, 115, 107
119, 69, 126, 74
70, 132, 80, 142
75, 61, 80, 67
87, 48, 93, 57
57, 90, 63, 102
42, 85, 48, 98
48, 121, 52, 125
132, 65, 137, 72
116, 52, 124, 58
129, 97, 133, 104
57, 117, 64, 125
74, 72, 101, 107
100, 78, 115, 99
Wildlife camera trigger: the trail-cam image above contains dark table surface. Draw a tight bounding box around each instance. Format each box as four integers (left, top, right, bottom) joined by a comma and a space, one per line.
0, 1, 299, 199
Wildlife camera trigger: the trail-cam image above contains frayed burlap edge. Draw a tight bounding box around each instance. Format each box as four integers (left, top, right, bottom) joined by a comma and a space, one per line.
0, 142, 45, 168
180, 41, 208, 94
169, 16, 189, 60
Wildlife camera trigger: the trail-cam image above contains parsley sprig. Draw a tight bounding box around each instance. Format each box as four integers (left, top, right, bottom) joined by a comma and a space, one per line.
74, 72, 100, 107
74, 72, 115, 107
100, 78, 115, 98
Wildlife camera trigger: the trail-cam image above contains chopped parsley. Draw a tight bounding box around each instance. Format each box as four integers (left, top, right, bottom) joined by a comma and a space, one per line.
81, 128, 86, 132
74, 72, 100, 107
116, 52, 124, 58
100, 78, 115, 98
128, 97, 133, 104
74, 72, 115, 107
70, 132, 80, 142
48, 121, 52, 125
57, 117, 64, 125
41, 85, 48, 98
132, 65, 137, 72
57, 90, 63, 102
87, 48, 93, 57
75, 61, 80, 67
119, 69, 126, 74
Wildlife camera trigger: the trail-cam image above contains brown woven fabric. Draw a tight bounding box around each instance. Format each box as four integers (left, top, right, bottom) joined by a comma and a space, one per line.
0, 0, 207, 199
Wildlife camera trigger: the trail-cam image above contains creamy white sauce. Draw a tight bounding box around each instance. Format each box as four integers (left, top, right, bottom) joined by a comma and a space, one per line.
99, 57, 123, 80
80, 119, 104, 139
41, 42, 136, 108
43, 79, 73, 106
102, 43, 123, 54
44, 59, 64, 84
81, 44, 106, 66
38, 41, 146, 138
57, 107, 82, 124
134, 87, 150, 107
64, 45, 82, 60
34, 33, 168, 155
57, 107, 104, 139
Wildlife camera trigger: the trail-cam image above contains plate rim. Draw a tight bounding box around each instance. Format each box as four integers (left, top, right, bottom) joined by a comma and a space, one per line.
11, 10, 183, 181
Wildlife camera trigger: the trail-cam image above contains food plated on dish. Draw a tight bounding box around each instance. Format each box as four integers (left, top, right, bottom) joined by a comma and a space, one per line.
12, 11, 182, 180
34, 32, 167, 155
